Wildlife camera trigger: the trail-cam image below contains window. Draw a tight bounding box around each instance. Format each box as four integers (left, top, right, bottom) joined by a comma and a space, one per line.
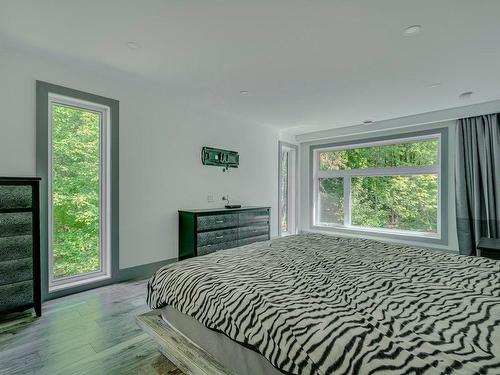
48, 94, 111, 291
312, 133, 444, 240
279, 142, 298, 236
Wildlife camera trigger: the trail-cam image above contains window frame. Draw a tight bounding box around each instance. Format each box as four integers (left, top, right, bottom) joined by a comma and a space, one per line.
47, 94, 112, 292
36, 81, 119, 301
310, 128, 448, 244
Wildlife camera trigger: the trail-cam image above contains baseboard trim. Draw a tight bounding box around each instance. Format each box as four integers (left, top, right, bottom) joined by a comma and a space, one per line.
117, 258, 177, 282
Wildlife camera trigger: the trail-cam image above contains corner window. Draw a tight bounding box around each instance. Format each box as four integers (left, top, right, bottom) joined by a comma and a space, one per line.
279, 142, 298, 236
312, 134, 443, 240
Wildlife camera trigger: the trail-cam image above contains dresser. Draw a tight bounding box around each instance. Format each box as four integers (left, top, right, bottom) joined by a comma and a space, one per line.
0, 177, 41, 316
178, 207, 271, 260
477, 237, 500, 260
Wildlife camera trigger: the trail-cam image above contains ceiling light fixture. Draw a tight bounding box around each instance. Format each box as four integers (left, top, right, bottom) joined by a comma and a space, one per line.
240, 90, 249, 95
459, 91, 473, 100
403, 25, 422, 36
126, 41, 140, 50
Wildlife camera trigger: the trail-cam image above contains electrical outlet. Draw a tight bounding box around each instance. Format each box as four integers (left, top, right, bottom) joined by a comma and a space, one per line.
207, 195, 214, 203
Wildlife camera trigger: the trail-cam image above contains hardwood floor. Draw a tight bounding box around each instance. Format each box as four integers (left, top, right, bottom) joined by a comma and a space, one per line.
0, 280, 184, 375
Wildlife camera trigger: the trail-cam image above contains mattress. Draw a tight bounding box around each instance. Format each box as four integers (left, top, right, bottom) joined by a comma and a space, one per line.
161, 305, 283, 375
147, 233, 500, 375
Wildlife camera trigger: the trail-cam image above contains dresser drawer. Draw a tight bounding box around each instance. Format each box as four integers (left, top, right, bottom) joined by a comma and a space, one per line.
480, 249, 500, 260
0, 213, 32, 237
0, 280, 33, 313
239, 209, 270, 225
197, 228, 238, 247
238, 234, 269, 247
0, 258, 33, 286
197, 240, 238, 256
0, 235, 32, 261
0, 185, 32, 210
197, 213, 238, 231
238, 224, 269, 239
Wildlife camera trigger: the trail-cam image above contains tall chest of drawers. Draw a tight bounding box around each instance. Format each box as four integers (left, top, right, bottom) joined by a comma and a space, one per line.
0, 177, 41, 316
178, 207, 271, 260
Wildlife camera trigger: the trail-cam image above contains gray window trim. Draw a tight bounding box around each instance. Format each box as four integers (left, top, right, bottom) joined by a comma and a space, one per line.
36, 81, 119, 301
309, 127, 449, 245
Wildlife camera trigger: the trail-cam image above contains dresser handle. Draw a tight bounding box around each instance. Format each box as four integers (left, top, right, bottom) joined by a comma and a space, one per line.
216, 235, 224, 239
216, 220, 224, 223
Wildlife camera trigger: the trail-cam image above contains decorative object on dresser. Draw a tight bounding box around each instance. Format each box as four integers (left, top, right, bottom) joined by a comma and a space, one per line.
477, 237, 500, 260
178, 207, 270, 260
0, 177, 41, 317
222, 194, 241, 209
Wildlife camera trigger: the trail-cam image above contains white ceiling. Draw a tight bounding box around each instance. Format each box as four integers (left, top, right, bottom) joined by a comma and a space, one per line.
1, 0, 500, 135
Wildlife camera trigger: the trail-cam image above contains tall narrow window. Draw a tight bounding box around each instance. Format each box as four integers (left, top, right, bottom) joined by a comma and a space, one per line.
279, 142, 298, 236
48, 94, 111, 291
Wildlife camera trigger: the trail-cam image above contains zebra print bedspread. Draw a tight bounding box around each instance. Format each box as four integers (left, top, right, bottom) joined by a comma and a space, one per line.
147, 234, 500, 375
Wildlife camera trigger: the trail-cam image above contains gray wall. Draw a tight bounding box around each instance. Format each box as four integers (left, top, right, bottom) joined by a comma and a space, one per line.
0, 47, 279, 268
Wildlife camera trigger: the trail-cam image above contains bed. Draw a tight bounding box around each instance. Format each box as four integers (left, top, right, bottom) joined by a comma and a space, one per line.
141, 233, 500, 375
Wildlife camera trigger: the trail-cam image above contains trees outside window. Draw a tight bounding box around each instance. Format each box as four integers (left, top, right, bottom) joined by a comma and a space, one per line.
48, 94, 111, 291
51, 104, 101, 278
313, 135, 441, 237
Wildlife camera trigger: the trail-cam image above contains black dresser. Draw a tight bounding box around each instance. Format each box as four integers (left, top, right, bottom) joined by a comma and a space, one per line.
0, 177, 41, 317
178, 207, 270, 260
477, 237, 500, 260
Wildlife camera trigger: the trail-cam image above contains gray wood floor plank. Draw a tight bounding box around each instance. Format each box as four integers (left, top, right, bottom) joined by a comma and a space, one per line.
0, 279, 183, 375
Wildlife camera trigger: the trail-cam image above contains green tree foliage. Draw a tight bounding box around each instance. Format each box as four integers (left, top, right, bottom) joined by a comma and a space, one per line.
351, 175, 437, 232
319, 140, 438, 233
319, 178, 344, 224
52, 104, 101, 278
319, 139, 438, 170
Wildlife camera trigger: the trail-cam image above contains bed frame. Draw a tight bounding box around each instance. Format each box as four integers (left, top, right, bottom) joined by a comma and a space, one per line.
136, 311, 234, 375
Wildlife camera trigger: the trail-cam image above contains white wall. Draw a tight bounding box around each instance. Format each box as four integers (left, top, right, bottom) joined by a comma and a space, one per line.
298, 121, 459, 252
0, 47, 279, 269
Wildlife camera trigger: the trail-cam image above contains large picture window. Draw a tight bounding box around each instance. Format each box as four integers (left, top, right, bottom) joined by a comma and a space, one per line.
312, 133, 444, 240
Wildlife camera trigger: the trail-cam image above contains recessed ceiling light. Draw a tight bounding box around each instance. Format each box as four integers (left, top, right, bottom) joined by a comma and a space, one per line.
403, 25, 422, 36
240, 90, 249, 95
126, 41, 140, 50
459, 91, 473, 100
429, 83, 442, 88
363, 120, 373, 124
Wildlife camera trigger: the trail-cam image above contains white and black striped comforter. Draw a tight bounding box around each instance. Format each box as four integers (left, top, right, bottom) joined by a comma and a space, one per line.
147, 234, 500, 375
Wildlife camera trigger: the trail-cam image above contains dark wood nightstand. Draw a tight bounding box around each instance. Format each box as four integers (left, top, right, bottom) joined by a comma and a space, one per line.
477, 238, 500, 260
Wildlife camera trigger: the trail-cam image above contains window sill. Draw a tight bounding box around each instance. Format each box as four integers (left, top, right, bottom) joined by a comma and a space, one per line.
310, 223, 446, 245
49, 272, 111, 293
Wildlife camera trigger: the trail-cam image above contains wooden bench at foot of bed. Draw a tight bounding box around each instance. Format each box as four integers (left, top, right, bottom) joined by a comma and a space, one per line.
136, 311, 234, 375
